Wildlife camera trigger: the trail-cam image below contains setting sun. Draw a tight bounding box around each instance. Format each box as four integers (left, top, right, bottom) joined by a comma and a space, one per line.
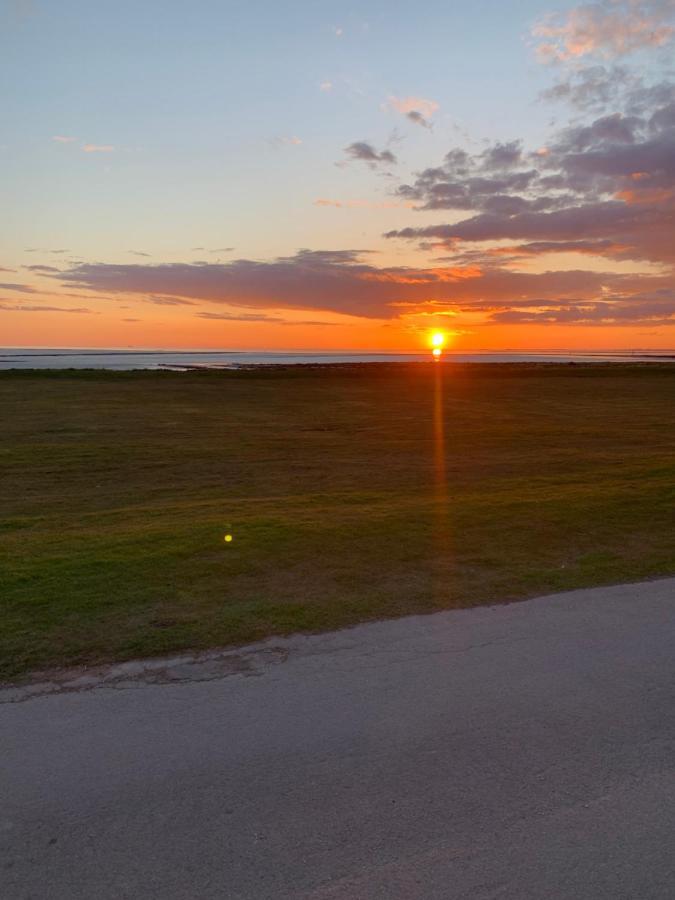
431, 332, 446, 348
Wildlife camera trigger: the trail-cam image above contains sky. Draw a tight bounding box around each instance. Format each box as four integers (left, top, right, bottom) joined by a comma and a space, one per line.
2, 0, 675, 351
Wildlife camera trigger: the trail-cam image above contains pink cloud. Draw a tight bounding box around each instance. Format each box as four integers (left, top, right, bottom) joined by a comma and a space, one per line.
387, 95, 439, 129
533, 1, 675, 62
388, 95, 439, 118
82, 144, 115, 153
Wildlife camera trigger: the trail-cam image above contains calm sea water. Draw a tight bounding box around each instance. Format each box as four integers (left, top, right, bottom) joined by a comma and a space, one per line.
1, 348, 673, 370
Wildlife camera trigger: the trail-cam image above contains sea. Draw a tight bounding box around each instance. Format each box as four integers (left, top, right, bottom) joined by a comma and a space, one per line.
1, 348, 673, 370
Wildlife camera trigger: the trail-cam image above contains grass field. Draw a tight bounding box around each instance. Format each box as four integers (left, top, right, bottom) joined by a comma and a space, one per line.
2, 363, 674, 680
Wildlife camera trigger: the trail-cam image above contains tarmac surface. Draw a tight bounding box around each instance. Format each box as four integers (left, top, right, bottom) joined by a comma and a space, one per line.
2, 577, 675, 899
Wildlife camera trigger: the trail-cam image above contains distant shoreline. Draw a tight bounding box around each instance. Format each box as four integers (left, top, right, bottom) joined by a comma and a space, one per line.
2, 348, 674, 371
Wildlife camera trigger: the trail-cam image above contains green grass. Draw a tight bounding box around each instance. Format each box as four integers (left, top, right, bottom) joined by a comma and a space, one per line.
2, 363, 674, 680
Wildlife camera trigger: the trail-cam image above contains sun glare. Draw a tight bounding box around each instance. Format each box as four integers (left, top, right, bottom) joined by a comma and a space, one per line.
430, 331, 446, 360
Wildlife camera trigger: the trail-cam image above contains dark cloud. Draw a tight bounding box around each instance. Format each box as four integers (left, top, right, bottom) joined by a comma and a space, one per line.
377, 74, 675, 327
490, 290, 675, 325
541, 65, 648, 112
0, 282, 37, 293
406, 111, 432, 130
128, 250, 151, 257
481, 141, 524, 170
48, 248, 674, 325
387, 85, 675, 267
23, 264, 60, 273
343, 142, 397, 167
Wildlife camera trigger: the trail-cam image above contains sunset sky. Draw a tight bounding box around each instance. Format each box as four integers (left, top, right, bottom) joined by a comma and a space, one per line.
2, 0, 675, 350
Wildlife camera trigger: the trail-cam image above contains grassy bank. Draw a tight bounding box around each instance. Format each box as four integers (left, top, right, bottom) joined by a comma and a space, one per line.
2, 363, 674, 679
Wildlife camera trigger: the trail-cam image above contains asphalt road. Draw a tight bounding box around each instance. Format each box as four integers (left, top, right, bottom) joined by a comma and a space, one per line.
3, 578, 675, 899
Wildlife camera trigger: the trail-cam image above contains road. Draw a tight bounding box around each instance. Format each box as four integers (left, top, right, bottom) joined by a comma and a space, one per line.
2, 578, 675, 899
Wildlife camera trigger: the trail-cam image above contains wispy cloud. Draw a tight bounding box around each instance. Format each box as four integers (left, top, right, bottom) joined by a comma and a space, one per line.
269, 135, 302, 148
196, 310, 341, 326
314, 197, 415, 209
0, 302, 93, 314
144, 296, 195, 306
82, 143, 115, 153
319, 81, 333, 92
51, 135, 76, 143
196, 311, 285, 322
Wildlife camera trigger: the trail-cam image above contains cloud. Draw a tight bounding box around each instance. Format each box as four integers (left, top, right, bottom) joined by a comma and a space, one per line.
314, 197, 415, 209
319, 81, 333, 91
23, 264, 60, 273
195, 310, 341, 326
489, 289, 675, 324
405, 111, 432, 129
0, 282, 37, 293
343, 141, 397, 167
51, 135, 76, 143
387, 95, 439, 129
387, 87, 675, 267
0, 302, 92, 313
195, 311, 285, 322
532, 0, 675, 62
270, 136, 302, 148
128, 250, 150, 257
144, 296, 195, 306
47, 248, 674, 326
82, 144, 114, 153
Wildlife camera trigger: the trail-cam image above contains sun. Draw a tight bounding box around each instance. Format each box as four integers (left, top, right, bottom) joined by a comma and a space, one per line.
430, 331, 445, 348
